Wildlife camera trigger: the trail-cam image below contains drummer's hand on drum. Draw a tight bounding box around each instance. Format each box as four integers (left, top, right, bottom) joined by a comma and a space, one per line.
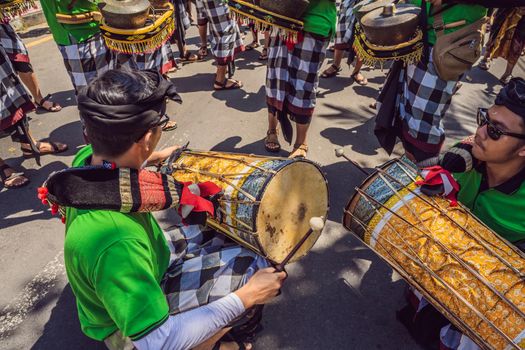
146, 145, 181, 167
234, 268, 287, 309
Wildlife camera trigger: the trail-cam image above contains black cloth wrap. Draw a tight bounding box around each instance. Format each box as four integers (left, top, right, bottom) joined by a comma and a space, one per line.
495, 77, 525, 120
227, 0, 305, 32
77, 69, 182, 137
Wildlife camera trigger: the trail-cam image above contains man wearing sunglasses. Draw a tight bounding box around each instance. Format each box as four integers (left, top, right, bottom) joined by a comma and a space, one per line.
43, 69, 285, 350
398, 77, 525, 350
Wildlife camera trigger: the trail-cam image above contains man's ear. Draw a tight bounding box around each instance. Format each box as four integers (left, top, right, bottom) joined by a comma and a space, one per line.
137, 129, 154, 151
519, 143, 525, 158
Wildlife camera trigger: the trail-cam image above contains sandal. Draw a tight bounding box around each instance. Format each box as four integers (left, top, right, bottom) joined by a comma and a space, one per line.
21, 141, 68, 158
35, 94, 62, 113
245, 41, 260, 51
264, 129, 281, 153
500, 74, 513, 85
213, 340, 251, 350
289, 143, 308, 158
258, 48, 268, 60
179, 51, 201, 64
478, 59, 491, 71
162, 120, 178, 132
351, 72, 368, 86
214, 78, 243, 90
321, 64, 342, 79
198, 46, 208, 59
0, 164, 29, 189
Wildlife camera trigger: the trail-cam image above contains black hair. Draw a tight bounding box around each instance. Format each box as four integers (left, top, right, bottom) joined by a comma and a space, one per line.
84, 69, 159, 157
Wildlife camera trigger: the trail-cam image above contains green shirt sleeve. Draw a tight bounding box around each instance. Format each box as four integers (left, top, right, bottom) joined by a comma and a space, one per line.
93, 239, 169, 340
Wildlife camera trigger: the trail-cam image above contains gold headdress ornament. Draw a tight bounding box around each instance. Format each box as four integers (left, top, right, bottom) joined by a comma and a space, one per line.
100, 3, 175, 54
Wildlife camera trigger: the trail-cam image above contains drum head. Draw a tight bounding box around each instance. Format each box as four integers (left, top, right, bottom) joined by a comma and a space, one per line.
256, 160, 328, 264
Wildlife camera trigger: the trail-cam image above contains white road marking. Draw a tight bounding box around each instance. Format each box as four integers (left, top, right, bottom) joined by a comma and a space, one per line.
0, 252, 65, 339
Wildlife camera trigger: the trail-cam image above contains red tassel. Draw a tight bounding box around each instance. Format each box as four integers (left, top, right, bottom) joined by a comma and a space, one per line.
61, 217, 66, 224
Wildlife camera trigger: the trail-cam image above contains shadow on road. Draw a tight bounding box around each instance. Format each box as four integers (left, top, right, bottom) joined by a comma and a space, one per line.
31, 285, 105, 350
18, 28, 51, 39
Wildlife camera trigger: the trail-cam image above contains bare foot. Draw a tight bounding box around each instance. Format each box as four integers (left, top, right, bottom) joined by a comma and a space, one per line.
219, 341, 253, 350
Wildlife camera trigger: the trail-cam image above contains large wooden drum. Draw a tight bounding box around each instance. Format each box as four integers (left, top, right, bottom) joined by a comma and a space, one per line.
172, 150, 329, 265
343, 159, 525, 350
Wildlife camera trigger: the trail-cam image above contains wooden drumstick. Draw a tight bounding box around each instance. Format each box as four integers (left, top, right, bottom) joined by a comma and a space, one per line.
334, 148, 370, 176
275, 216, 325, 272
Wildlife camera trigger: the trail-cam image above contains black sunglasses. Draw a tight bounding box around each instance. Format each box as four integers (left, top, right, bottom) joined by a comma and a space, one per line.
135, 114, 171, 141
477, 108, 525, 141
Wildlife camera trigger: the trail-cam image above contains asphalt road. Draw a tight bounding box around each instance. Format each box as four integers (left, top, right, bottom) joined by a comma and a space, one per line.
0, 21, 523, 350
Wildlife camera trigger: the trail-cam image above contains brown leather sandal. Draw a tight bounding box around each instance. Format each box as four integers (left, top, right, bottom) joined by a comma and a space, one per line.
264, 129, 281, 153
289, 143, 308, 158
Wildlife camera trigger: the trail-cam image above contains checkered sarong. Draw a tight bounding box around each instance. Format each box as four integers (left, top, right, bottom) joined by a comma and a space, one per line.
116, 41, 176, 75
161, 225, 269, 315
59, 33, 176, 93
196, 0, 243, 64
0, 23, 29, 63
395, 50, 457, 154
334, 0, 356, 50
266, 32, 329, 119
0, 45, 33, 130
58, 32, 114, 92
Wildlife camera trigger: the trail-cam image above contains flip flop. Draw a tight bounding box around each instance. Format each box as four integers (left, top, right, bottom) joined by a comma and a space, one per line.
21, 141, 68, 158
179, 51, 202, 64
214, 79, 243, 90
264, 129, 281, 153
0, 164, 29, 189
351, 72, 368, 86
245, 41, 260, 51
258, 48, 268, 60
289, 143, 308, 158
162, 120, 178, 132
197, 46, 208, 59
321, 64, 342, 78
35, 94, 62, 113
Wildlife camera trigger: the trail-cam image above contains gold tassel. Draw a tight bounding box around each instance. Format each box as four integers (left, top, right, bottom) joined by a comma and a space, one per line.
0, 0, 36, 20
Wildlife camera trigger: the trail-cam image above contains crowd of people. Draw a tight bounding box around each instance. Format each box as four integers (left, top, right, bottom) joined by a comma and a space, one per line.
1, 0, 525, 350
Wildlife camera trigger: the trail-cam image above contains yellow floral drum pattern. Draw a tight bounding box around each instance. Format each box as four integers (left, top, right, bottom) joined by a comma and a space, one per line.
366, 185, 525, 349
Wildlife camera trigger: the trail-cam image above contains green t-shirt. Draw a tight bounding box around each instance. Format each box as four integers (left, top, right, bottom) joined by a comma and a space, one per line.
64, 145, 171, 341
40, 0, 100, 46
410, 1, 487, 45
454, 169, 525, 244
302, 0, 337, 38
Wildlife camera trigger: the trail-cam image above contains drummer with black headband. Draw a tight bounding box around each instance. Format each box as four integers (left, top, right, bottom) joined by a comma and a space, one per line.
399, 77, 525, 350
41, 68, 285, 350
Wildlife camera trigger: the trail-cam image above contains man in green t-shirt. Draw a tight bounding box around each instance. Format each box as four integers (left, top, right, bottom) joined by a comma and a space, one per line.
40, 0, 176, 93
43, 68, 285, 350
264, 0, 337, 159
399, 77, 525, 349
375, 0, 520, 163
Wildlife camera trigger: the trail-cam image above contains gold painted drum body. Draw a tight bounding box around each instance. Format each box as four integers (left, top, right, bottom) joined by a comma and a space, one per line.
172, 150, 329, 265
343, 159, 525, 350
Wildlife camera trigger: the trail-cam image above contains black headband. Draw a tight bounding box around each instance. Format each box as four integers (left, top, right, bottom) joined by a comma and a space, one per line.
495, 77, 525, 120
77, 69, 182, 136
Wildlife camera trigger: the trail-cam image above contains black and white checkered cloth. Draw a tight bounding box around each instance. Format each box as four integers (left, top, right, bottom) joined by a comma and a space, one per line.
195, 0, 243, 64
58, 32, 114, 92
334, 0, 356, 50
0, 23, 29, 63
58, 33, 176, 93
161, 225, 269, 315
0, 45, 33, 130
266, 33, 329, 120
116, 41, 176, 75
394, 51, 457, 152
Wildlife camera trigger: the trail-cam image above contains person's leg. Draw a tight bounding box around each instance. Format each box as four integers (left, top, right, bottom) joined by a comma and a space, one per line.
321, 49, 344, 78
214, 64, 242, 89
0, 157, 29, 188
264, 111, 280, 152
199, 24, 208, 49
350, 55, 368, 85
18, 71, 62, 111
